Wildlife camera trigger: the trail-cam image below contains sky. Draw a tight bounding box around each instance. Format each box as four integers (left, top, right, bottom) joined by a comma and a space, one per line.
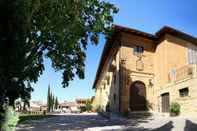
31, 0, 197, 103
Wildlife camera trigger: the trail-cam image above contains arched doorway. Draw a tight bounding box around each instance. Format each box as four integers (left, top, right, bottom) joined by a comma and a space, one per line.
130, 81, 147, 111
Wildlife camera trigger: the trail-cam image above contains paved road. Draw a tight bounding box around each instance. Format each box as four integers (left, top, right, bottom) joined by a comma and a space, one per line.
16, 113, 197, 131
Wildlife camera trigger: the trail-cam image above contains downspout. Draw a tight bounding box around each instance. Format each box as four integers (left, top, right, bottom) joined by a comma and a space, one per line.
118, 35, 122, 113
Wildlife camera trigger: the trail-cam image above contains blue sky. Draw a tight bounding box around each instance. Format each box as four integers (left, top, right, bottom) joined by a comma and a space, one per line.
31, 0, 197, 102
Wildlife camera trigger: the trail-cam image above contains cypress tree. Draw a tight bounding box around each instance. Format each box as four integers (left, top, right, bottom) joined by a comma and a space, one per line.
55, 97, 58, 110
49, 92, 53, 112
47, 85, 51, 112
51, 94, 55, 112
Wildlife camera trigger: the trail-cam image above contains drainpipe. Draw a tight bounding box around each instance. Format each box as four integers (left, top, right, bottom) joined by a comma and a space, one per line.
118, 39, 122, 113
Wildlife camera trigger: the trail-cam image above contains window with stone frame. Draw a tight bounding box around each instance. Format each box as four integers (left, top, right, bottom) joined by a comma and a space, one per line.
113, 94, 116, 102
133, 46, 144, 56
113, 72, 116, 84
179, 87, 189, 97
107, 76, 110, 85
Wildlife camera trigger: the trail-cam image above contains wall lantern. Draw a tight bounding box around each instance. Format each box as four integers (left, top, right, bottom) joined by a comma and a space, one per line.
149, 79, 154, 87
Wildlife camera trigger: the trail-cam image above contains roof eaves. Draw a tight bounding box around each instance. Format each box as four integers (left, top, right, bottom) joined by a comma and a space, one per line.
92, 34, 117, 89
156, 26, 197, 44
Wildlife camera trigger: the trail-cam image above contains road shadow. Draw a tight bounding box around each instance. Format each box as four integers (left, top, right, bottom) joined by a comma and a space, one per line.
184, 119, 197, 131
151, 121, 173, 131
125, 120, 173, 131
16, 114, 178, 131
16, 114, 129, 131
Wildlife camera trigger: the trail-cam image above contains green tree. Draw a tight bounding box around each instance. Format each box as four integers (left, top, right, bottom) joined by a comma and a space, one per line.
1, 106, 19, 131
51, 94, 55, 112
21, 82, 32, 112
85, 100, 92, 112
0, 0, 118, 124
54, 97, 58, 110
47, 85, 51, 112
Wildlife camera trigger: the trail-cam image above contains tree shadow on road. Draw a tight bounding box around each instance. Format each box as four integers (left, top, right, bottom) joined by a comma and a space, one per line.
16, 114, 179, 131
16, 114, 130, 131
184, 119, 197, 131
151, 121, 173, 131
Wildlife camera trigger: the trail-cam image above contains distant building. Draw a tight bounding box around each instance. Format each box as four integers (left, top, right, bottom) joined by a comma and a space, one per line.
76, 98, 91, 108
92, 25, 197, 116
29, 101, 47, 112
58, 101, 79, 112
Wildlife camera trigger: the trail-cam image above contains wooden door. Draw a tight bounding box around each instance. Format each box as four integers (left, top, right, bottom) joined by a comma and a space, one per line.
161, 93, 170, 112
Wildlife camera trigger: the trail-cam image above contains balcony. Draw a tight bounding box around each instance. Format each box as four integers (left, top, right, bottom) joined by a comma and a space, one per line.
176, 65, 194, 81
169, 64, 197, 83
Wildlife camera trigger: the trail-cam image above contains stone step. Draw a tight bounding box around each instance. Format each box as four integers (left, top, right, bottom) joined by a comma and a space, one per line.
128, 111, 153, 119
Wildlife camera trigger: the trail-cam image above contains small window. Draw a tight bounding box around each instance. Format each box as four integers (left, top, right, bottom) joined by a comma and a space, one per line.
179, 88, 189, 97
113, 73, 116, 84
107, 77, 110, 85
113, 94, 116, 102
133, 46, 144, 56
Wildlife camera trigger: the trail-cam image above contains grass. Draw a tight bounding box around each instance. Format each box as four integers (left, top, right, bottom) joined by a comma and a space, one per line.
18, 114, 55, 124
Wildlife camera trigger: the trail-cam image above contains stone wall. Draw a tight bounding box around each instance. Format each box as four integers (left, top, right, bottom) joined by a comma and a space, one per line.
119, 32, 155, 113
92, 40, 120, 112
158, 66, 197, 116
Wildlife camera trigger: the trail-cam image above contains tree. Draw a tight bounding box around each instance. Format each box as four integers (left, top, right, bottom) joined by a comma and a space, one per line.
54, 97, 58, 110
51, 94, 55, 112
21, 82, 32, 111
15, 100, 22, 112
85, 100, 92, 112
47, 85, 57, 112
47, 85, 51, 112
0, 0, 118, 118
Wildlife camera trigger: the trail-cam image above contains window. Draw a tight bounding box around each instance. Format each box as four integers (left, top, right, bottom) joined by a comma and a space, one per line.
107, 77, 110, 85
179, 88, 189, 97
113, 73, 116, 84
133, 46, 144, 56
188, 45, 197, 64
113, 94, 116, 102
103, 83, 106, 90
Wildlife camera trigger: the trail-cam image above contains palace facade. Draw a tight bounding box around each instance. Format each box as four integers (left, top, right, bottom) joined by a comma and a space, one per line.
92, 25, 197, 116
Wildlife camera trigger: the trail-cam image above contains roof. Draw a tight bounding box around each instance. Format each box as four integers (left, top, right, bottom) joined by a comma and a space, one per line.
59, 102, 78, 107
92, 25, 197, 89
114, 25, 157, 40
76, 98, 90, 102
156, 26, 197, 44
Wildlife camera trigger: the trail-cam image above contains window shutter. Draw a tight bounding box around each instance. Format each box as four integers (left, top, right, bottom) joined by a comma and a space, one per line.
188, 48, 192, 64
188, 44, 197, 64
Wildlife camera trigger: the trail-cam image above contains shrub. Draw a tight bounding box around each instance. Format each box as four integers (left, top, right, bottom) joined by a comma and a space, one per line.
170, 102, 180, 116
2, 106, 19, 131
121, 110, 129, 118
96, 106, 102, 112
85, 101, 92, 112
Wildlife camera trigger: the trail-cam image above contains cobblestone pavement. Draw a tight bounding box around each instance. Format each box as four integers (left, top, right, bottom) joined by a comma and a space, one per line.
16, 113, 197, 131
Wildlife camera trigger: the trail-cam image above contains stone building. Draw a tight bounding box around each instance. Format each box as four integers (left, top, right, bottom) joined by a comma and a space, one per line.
76, 98, 91, 109
92, 25, 197, 116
